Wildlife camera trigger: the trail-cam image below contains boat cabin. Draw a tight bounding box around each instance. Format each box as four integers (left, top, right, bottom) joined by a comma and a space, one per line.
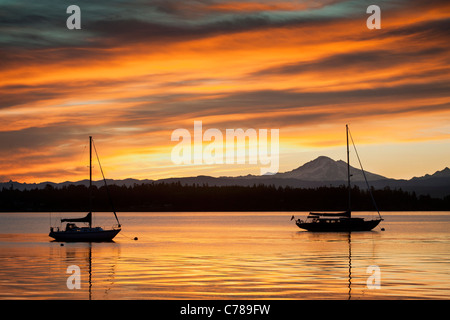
65, 223, 80, 231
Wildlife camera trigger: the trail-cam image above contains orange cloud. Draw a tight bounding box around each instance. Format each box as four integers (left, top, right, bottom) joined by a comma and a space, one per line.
1, 0, 449, 182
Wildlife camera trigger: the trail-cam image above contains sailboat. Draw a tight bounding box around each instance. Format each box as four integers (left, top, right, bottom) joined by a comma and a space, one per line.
292, 125, 383, 232
49, 136, 121, 241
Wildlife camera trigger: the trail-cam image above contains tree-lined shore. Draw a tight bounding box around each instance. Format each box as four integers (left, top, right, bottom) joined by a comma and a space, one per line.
1, 182, 449, 212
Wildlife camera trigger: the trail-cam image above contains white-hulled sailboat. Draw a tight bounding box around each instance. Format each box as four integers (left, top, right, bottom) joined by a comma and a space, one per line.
49, 136, 121, 241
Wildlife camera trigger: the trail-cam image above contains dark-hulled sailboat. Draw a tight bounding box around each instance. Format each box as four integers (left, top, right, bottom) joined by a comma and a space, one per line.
292, 125, 383, 232
49, 136, 121, 241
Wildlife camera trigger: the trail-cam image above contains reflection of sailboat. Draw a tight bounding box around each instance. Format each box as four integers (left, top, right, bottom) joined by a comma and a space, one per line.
49, 136, 121, 241
64, 243, 118, 300
87, 243, 118, 300
292, 125, 383, 232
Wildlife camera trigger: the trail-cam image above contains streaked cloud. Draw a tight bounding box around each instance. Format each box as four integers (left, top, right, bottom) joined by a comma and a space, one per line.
0, 0, 449, 182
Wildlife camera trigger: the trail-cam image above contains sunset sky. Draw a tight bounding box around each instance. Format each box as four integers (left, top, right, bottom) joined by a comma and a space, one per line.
1, 0, 449, 183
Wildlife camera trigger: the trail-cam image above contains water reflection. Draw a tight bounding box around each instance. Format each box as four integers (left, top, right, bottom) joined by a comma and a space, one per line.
348, 232, 352, 300
0, 212, 449, 299
59, 242, 120, 300
300, 231, 360, 300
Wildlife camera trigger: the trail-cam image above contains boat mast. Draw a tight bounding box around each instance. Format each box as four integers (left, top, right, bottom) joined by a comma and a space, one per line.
346, 125, 351, 216
89, 136, 92, 228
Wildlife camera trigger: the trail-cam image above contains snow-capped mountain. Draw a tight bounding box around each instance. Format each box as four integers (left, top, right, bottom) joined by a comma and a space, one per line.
273, 156, 387, 181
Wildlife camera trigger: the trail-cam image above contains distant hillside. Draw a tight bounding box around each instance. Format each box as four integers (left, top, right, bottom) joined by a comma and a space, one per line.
410, 167, 450, 181
1, 156, 450, 198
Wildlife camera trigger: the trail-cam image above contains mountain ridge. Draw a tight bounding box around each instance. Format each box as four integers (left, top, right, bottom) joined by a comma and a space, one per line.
2, 156, 450, 198
272, 156, 388, 181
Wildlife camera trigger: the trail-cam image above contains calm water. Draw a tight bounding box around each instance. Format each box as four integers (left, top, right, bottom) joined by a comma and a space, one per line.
0, 211, 448, 300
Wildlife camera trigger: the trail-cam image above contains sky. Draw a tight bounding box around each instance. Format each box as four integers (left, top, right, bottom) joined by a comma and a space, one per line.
0, 0, 449, 183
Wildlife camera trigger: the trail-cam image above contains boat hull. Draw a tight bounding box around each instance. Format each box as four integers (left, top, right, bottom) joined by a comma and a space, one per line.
296, 218, 382, 232
49, 228, 121, 242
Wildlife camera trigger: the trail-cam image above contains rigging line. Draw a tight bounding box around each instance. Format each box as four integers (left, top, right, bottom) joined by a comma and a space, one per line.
116, 230, 138, 240
92, 139, 121, 227
348, 128, 382, 219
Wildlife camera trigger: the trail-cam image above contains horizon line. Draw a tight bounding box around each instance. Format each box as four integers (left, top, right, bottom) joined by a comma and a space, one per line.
2, 155, 449, 185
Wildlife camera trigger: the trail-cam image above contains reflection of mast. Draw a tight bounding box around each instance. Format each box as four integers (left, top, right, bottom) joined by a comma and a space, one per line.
87, 243, 119, 300
63, 243, 119, 300
348, 232, 352, 300
88, 243, 92, 300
